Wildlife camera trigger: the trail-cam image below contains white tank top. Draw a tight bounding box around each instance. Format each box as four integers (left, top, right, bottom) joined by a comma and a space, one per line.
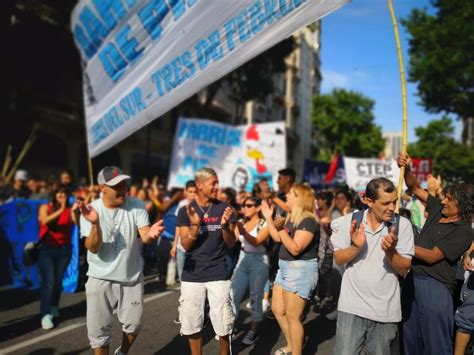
239, 221, 266, 254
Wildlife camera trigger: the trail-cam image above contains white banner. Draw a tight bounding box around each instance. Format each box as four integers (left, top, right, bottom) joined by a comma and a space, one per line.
71, 0, 349, 157
167, 118, 286, 191
343, 157, 401, 192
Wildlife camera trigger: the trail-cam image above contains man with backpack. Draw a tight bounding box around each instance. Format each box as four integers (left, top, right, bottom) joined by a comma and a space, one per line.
332, 177, 414, 354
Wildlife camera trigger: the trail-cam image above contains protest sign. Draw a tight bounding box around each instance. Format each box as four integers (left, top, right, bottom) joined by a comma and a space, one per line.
0, 200, 79, 292
411, 158, 432, 186
343, 157, 401, 192
71, 0, 349, 157
303, 158, 345, 189
167, 118, 286, 191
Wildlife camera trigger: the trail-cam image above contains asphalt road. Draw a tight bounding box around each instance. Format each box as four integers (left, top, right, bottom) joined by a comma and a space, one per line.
0, 276, 337, 354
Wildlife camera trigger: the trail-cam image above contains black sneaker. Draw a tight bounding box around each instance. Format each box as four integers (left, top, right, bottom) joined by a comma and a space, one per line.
242, 330, 258, 345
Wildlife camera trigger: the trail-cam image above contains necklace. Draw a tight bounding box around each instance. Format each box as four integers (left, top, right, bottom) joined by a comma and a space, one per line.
196, 202, 212, 218
104, 205, 119, 226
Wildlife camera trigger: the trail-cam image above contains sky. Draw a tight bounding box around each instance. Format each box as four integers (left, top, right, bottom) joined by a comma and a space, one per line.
319, 0, 462, 143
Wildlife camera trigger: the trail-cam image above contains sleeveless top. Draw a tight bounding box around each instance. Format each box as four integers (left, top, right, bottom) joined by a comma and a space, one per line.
39, 204, 73, 247
239, 220, 266, 254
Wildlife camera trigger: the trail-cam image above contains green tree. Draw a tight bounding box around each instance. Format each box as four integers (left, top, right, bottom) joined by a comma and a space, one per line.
402, 1, 474, 139
408, 117, 474, 182
312, 89, 385, 161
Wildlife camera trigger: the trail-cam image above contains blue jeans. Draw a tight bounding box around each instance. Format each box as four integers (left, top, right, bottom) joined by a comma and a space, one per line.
176, 249, 186, 282
37, 245, 72, 316
334, 311, 397, 355
402, 273, 454, 355
231, 252, 269, 321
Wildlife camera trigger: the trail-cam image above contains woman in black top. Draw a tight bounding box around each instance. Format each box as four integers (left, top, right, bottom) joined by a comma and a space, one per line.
262, 184, 320, 355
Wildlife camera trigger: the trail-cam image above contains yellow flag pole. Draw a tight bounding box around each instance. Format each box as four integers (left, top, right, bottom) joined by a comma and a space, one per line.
5, 123, 39, 183
388, 0, 408, 212
1, 145, 12, 178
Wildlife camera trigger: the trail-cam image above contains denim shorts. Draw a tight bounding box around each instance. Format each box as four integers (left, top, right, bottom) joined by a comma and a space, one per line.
274, 258, 318, 300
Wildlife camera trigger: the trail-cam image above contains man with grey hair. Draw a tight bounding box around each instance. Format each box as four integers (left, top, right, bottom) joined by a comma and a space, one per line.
332, 177, 414, 354
176, 167, 237, 355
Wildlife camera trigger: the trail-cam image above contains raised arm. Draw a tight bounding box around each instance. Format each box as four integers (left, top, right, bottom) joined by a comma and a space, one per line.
78, 201, 102, 254
397, 153, 429, 203
261, 200, 281, 242
236, 221, 270, 247
179, 205, 201, 252
334, 221, 366, 266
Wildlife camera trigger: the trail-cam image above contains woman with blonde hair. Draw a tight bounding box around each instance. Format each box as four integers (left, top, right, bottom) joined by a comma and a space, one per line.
261, 184, 320, 355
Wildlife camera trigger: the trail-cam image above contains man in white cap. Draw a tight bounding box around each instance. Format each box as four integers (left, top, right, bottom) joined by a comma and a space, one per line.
78, 166, 164, 355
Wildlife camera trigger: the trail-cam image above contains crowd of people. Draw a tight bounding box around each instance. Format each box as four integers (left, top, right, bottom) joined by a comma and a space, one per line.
1, 152, 473, 355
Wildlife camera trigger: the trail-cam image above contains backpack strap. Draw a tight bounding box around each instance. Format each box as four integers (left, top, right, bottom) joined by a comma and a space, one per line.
351, 210, 401, 235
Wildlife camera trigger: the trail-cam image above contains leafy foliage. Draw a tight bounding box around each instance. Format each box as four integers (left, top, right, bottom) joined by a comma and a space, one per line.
402, 0, 474, 120
312, 89, 385, 161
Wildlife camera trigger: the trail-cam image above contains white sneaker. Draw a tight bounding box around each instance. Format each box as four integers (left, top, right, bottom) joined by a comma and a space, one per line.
262, 299, 270, 313
41, 314, 54, 330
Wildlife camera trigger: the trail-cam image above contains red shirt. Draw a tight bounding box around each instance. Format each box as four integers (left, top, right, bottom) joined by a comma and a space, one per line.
39, 204, 73, 247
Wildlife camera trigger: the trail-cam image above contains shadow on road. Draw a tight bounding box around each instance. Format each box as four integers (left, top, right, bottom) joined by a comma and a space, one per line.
0, 299, 86, 343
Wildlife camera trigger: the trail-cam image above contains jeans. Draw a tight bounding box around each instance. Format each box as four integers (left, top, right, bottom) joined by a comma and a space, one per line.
176, 249, 186, 282
334, 311, 397, 355
37, 245, 72, 316
231, 252, 269, 321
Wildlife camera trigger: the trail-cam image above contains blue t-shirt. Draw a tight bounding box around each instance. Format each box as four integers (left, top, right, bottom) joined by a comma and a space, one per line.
176, 199, 237, 282
162, 203, 178, 240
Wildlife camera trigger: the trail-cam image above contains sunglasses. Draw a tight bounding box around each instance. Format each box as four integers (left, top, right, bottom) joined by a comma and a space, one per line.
242, 203, 257, 208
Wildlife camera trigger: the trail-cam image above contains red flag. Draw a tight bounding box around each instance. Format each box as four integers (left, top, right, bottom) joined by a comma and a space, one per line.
324, 155, 339, 183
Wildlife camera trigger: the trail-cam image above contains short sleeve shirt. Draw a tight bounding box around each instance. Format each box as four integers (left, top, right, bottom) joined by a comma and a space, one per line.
279, 217, 319, 261
412, 195, 473, 293
80, 197, 150, 284
176, 200, 237, 282
332, 211, 414, 322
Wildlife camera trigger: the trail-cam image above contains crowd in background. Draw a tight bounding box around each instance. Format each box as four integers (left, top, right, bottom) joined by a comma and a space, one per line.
1, 162, 473, 355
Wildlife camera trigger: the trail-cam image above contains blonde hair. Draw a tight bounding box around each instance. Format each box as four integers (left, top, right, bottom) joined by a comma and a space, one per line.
287, 184, 317, 226
194, 167, 217, 182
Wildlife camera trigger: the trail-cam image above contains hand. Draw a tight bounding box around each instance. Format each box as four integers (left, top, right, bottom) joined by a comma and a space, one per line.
273, 216, 285, 231
463, 254, 474, 272
397, 153, 412, 169
170, 246, 177, 257
142, 178, 149, 189
78, 200, 99, 225
381, 227, 398, 253
152, 176, 159, 187
261, 200, 274, 220
221, 207, 233, 227
342, 204, 351, 216
426, 174, 442, 196
186, 205, 201, 226
350, 220, 367, 249
148, 220, 164, 240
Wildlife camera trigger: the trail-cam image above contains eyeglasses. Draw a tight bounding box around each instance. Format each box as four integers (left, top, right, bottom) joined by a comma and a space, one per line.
242, 204, 257, 208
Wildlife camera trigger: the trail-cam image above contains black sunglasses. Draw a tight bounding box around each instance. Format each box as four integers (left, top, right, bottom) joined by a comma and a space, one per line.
242, 203, 257, 208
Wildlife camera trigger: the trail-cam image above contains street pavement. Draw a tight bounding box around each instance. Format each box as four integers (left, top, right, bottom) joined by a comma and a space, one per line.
0, 276, 337, 354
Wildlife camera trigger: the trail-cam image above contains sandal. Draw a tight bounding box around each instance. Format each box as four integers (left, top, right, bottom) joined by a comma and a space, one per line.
274, 347, 292, 355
